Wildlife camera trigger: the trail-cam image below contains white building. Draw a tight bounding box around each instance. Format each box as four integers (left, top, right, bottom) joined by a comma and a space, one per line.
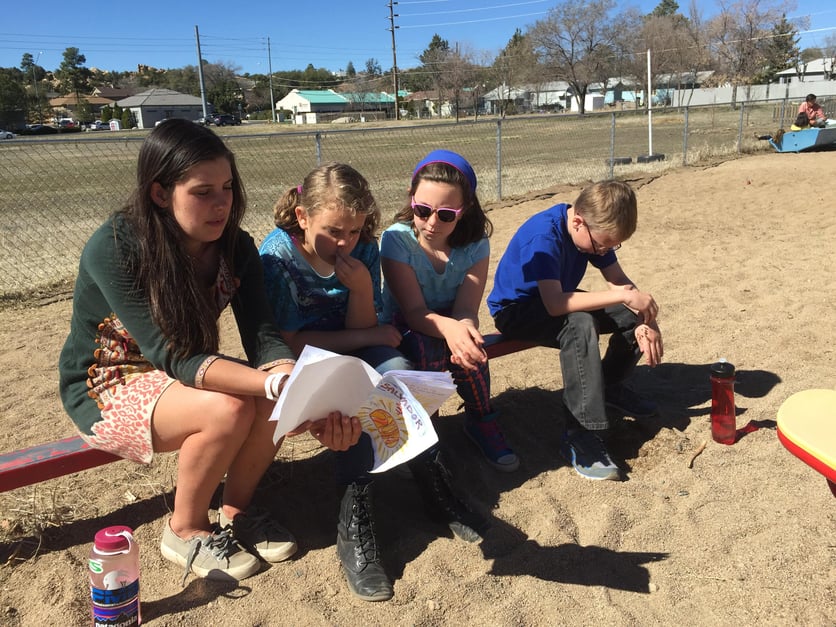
116, 89, 204, 129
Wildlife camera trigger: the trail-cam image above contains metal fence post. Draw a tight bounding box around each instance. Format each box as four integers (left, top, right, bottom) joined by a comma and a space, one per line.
609, 113, 616, 179
683, 107, 689, 166
737, 104, 744, 153
496, 119, 502, 201
315, 132, 322, 165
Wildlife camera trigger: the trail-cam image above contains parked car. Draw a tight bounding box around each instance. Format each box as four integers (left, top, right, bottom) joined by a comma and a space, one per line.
89, 120, 110, 131
194, 114, 214, 126
212, 113, 241, 126
23, 124, 59, 135
0, 129, 15, 139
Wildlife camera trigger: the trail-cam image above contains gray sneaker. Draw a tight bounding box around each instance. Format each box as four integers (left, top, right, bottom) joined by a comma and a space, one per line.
160, 521, 260, 586
219, 507, 298, 563
558, 429, 620, 481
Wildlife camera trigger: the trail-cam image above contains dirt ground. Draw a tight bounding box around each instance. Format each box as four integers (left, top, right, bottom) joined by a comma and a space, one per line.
1, 150, 834, 626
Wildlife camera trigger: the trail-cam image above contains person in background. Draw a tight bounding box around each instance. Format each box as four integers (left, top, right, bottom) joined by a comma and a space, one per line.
790, 111, 811, 131
488, 180, 663, 482
260, 162, 409, 602
797, 93, 827, 128
59, 119, 360, 585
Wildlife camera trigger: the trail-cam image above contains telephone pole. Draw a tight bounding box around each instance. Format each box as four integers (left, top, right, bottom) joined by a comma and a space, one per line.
195, 25, 209, 118
267, 37, 277, 123
387, 1, 400, 120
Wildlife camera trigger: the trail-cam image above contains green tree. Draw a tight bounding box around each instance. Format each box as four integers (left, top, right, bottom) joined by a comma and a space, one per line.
0, 69, 27, 128
346, 61, 356, 78
492, 29, 541, 116
419, 34, 451, 115
399, 66, 431, 92
21, 52, 47, 122
121, 108, 134, 129
207, 78, 244, 114
56, 47, 91, 101
650, 0, 679, 17
364, 59, 382, 77
755, 14, 800, 83
707, 0, 794, 105
161, 66, 200, 95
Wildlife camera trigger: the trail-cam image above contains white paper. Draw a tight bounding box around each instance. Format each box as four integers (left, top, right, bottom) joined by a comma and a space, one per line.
270, 345, 455, 471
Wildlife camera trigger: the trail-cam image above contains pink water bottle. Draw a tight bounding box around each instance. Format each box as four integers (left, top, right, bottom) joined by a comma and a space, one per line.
710, 359, 736, 445
88, 525, 141, 626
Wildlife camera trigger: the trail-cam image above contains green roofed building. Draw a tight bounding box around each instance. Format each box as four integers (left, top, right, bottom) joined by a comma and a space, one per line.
276, 89, 348, 124
276, 89, 397, 124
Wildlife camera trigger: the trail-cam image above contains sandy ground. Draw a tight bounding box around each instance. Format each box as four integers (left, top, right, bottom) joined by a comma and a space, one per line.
1, 150, 834, 626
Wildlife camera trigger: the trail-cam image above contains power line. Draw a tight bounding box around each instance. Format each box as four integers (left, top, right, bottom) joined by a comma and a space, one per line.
397, 10, 548, 29
401, 0, 549, 18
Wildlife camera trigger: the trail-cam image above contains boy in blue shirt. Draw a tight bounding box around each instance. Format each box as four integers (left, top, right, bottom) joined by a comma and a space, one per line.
487, 181, 663, 481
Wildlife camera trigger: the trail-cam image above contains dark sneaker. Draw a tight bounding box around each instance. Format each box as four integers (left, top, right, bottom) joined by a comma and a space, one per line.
605, 384, 658, 418
558, 429, 620, 481
219, 506, 297, 563
464, 415, 520, 472
160, 521, 260, 586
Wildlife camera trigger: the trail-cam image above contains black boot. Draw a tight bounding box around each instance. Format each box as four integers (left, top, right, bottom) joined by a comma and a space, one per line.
336, 482, 393, 602
407, 448, 489, 543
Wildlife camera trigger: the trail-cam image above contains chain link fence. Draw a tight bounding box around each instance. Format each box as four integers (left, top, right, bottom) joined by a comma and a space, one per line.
0, 99, 797, 298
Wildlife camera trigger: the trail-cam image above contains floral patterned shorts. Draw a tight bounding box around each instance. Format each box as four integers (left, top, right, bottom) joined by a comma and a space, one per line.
82, 370, 176, 464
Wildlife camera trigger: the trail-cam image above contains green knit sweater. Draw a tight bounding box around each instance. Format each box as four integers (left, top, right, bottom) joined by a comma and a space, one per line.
59, 215, 294, 435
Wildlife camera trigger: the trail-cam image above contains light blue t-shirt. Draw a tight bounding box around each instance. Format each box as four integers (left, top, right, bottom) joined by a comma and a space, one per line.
379, 222, 490, 321
259, 227, 383, 331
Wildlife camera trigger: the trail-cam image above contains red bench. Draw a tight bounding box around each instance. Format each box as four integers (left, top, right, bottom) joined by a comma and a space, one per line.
0, 334, 538, 493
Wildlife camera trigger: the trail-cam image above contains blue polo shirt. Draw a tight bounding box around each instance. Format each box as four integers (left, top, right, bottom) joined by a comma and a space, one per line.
487, 203, 616, 316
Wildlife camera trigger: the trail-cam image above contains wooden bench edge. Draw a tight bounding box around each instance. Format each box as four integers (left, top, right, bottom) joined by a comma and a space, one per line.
0, 435, 122, 493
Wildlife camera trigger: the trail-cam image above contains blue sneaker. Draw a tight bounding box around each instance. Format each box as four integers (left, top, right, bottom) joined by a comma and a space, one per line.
464, 415, 520, 472
559, 429, 620, 481
605, 385, 658, 418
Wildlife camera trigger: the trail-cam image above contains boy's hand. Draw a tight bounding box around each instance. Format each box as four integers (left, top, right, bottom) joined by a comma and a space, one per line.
624, 289, 659, 325
636, 323, 664, 367
335, 248, 372, 293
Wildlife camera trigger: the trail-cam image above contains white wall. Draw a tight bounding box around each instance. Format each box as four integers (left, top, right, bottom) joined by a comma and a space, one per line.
669, 81, 836, 107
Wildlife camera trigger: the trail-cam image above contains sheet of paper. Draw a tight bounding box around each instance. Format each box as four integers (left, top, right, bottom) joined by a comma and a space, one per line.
356, 373, 442, 473
270, 345, 380, 442
269, 346, 455, 471
381, 369, 457, 416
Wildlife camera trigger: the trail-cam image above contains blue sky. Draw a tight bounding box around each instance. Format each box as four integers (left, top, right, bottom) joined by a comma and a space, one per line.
2, 1, 835, 76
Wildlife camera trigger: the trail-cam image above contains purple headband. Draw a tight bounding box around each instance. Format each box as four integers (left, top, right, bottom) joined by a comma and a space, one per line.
412, 149, 477, 193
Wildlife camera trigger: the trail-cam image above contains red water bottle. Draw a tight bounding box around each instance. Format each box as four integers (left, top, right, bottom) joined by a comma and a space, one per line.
89, 525, 141, 626
710, 360, 736, 445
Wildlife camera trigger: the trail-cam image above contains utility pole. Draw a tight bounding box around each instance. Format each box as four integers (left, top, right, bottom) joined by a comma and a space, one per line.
195, 25, 209, 118
387, 1, 400, 120
268, 37, 277, 123
32, 51, 43, 123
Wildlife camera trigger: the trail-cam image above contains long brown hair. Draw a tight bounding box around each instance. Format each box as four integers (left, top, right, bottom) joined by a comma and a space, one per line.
118, 118, 246, 358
